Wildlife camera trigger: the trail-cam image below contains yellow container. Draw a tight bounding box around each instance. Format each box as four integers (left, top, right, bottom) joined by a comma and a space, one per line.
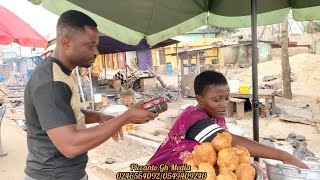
239, 84, 249, 94
123, 123, 134, 132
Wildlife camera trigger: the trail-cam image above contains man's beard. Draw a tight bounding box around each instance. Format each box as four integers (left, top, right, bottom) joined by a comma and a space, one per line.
80, 57, 95, 68
81, 64, 92, 68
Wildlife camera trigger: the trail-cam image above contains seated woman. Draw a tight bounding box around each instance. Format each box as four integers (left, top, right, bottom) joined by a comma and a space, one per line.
147, 70, 307, 169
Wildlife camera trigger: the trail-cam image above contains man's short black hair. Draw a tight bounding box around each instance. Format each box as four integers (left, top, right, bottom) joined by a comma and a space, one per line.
57, 10, 97, 37
194, 70, 228, 96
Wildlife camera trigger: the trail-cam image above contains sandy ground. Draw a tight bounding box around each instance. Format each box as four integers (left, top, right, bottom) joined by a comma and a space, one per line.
1, 72, 320, 179
0, 116, 27, 179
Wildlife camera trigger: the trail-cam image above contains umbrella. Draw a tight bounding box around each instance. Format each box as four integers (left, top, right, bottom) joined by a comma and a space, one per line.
42, 36, 178, 55
32, 0, 320, 162
98, 36, 179, 54
0, 0, 58, 41
32, 0, 320, 46
0, 5, 47, 47
0, 26, 12, 45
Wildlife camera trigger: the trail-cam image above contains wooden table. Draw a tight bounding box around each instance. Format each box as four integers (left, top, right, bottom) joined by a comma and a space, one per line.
230, 89, 279, 117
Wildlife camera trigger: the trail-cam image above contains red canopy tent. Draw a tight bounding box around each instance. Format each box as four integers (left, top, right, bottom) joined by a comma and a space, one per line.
0, 5, 47, 48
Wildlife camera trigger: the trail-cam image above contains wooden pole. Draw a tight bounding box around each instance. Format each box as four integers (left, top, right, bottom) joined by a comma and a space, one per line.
281, 20, 292, 99
176, 43, 180, 92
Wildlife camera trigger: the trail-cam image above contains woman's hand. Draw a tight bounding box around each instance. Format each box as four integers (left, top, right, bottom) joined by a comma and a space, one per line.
231, 134, 309, 169
282, 153, 309, 169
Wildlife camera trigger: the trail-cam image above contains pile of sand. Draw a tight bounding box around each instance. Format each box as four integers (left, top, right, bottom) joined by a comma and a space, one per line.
238, 53, 320, 87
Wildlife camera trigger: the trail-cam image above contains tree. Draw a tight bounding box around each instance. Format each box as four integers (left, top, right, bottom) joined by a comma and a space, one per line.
29, 0, 42, 5
305, 21, 320, 34
187, 25, 237, 36
281, 20, 292, 99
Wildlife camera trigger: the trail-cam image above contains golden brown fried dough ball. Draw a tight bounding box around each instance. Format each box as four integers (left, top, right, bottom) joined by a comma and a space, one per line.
183, 154, 197, 171
198, 163, 216, 180
235, 163, 256, 180
217, 148, 239, 172
216, 170, 237, 180
233, 145, 251, 164
192, 142, 217, 166
211, 132, 232, 152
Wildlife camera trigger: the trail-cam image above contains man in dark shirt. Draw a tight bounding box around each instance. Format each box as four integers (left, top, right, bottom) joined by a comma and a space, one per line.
24, 10, 158, 180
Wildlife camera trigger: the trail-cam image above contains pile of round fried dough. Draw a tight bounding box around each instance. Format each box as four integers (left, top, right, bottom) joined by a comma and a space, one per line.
183, 132, 256, 180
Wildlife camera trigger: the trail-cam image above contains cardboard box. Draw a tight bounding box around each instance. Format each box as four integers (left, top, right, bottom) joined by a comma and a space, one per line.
139, 77, 157, 92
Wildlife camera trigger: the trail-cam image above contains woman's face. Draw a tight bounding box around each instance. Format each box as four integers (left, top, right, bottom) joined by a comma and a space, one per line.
196, 84, 230, 118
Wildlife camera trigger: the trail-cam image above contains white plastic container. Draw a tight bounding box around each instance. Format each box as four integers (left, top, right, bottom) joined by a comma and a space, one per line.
104, 105, 128, 117
104, 105, 134, 132
226, 123, 244, 136
94, 94, 102, 103
229, 80, 240, 93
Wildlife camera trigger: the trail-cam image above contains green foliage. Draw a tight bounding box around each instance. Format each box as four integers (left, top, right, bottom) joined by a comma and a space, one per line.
305, 21, 320, 33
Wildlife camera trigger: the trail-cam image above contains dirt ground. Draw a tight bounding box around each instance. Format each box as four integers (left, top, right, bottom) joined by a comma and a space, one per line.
1, 68, 320, 179
0, 116, 27, 179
